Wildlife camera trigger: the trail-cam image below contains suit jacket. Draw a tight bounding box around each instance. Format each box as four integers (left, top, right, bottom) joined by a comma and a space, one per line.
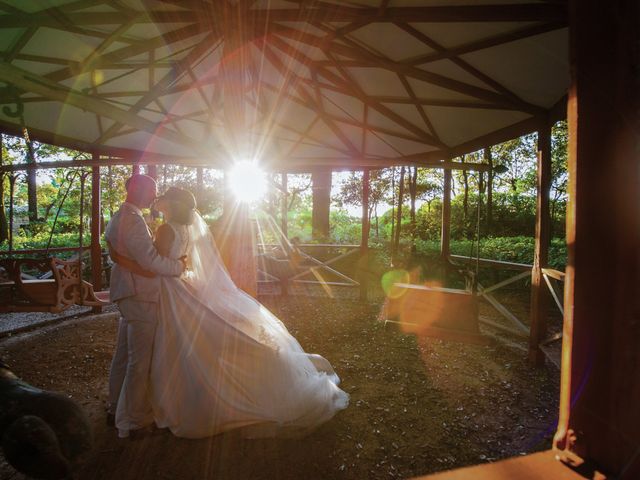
105, 202, 183, 303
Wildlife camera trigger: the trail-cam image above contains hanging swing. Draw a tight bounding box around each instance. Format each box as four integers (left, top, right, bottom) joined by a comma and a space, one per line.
384, 171, 490, 346
0, 91, 107, 312
1, 170, 108, 313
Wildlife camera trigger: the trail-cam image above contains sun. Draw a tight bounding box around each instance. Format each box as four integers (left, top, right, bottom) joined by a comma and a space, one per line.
228, 160, 266, 203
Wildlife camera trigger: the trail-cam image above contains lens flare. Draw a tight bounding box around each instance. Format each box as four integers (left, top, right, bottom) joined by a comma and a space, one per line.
381, 269, 410, 299
228, 160, 266, 203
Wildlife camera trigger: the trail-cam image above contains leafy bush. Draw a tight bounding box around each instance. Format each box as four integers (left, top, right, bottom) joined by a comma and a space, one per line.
414, 236, 567, 270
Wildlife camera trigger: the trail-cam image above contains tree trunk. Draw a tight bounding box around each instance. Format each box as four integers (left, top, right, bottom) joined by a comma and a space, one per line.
42, 203, 55, 222
485, 147, 494, 232
375, 208, 379, 239
311, 170, 331, 240
390, 167, 395, 248
0, 134, 8, 244
409, 166, 418, 251
462, 157, 469, 222
393, 166, 406, 261
24, 129, 37, 221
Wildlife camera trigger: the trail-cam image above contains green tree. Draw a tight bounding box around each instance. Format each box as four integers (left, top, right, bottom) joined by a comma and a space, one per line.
334, 169, 391, 240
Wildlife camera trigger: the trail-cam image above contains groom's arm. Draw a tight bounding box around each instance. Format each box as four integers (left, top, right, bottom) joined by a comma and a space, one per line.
124, 216, 184, 277
107, 242, 156, 278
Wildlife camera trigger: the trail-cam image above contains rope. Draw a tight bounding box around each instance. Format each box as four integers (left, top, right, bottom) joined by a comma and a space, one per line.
45, 170, 79, 254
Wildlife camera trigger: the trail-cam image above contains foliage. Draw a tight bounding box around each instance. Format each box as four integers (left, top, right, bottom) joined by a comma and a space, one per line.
0, 230, 90, 252
413, 236, 567, 270
1, 121, 569, 275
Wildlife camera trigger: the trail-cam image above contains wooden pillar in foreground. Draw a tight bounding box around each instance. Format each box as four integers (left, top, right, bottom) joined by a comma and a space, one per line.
90, 161, 102, 311
311, 169, 332, 240
360, 168, 370, 301
553, 1, 640, 477
440, 168, 452, 260
218, 8, 257, 297
528, 123, 552, 366
281, 172, 288, 237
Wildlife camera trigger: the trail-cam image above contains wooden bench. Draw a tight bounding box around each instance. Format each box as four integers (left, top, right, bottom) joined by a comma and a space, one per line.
0, 257, 109, 313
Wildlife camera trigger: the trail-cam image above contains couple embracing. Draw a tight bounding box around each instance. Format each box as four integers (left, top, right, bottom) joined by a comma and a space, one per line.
105, 174, 348, 439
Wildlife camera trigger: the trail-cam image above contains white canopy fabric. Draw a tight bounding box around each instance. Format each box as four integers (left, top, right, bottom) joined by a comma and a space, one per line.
0, 1, 568, 171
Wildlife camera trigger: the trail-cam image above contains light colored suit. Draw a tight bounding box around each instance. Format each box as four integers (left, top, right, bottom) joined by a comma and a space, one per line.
105, 202, 182, 301
105, 202, 183, 436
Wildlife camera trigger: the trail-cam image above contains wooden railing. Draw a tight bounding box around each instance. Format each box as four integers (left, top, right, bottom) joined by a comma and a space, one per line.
542, 267, 565, 315
256, 243, 361, 293
449, 255, 532, 338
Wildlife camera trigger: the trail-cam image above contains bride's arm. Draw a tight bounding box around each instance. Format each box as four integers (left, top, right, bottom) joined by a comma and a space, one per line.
155, 224, 175, 257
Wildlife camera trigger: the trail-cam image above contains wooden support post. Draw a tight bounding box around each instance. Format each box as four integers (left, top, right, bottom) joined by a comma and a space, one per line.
528, 123, 552, 366
311, 169, 332, 240
360, 168, 371, 301
441, 168, 452, 261
132, 164, 140, 175
90, 162, 102, 312
196, 167, 204, 205
554, 1, 640, 477
281, 172, 288, 237
219, 10, 257, 297
0, 134, 8, 245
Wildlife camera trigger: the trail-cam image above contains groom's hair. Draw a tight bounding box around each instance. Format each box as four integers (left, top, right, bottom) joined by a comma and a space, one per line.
125, 174, 156, 204
125, 174, 156, 194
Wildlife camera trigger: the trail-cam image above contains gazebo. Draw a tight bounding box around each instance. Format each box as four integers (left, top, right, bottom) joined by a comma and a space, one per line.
0, 1, 637, 478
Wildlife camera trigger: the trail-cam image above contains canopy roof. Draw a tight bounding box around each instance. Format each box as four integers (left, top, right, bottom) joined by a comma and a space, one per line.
0, 0, 568, 171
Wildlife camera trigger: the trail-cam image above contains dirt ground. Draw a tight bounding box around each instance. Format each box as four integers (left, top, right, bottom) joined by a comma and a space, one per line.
0, 289, 560, 480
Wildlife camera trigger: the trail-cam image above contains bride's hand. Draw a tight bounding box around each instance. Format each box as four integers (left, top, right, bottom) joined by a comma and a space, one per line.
178, 255, 188, 272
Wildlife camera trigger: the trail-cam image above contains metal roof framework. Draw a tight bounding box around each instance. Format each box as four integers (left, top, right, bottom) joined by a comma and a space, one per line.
0, 1, 568, 172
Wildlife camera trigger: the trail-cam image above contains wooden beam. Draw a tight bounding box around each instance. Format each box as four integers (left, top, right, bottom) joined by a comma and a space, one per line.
265, 32, 445, 147
273, 24, 540, 114
0, 146, 494, 174
397, 22, 537, 113
397, 73, 442, 143
0, 62, 208, 156
0, 4, 567, 28
528, 123, 552, 366
405, 21, 567, 66
43, 23, 209, 84
442, 115, 547, 160
256, 81, 429, 144
94, 32, 219, 146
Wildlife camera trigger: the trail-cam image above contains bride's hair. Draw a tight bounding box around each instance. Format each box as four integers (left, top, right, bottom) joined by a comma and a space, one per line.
158, 187, 197, 225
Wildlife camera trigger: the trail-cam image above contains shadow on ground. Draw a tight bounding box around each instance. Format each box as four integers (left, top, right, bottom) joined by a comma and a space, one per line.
0, 292, 559, 479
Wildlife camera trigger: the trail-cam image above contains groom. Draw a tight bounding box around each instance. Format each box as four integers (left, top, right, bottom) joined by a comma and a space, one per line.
105, 174, 185, 438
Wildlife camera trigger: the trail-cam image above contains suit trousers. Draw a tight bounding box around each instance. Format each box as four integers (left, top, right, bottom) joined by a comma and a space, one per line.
108, 297, 158, 437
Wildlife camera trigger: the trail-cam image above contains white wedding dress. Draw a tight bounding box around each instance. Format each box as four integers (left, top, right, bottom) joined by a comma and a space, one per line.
148, 214, 349, 439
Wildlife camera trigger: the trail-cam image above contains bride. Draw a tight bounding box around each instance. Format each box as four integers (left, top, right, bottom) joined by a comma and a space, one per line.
141, 187, 348, 439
